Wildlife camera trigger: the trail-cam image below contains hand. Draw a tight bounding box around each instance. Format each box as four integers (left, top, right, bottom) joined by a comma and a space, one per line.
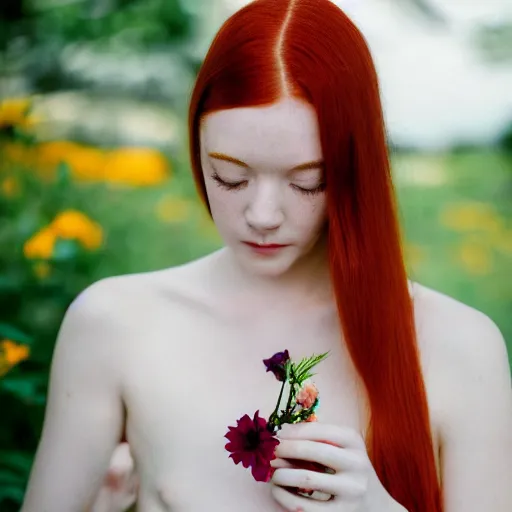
269, 422, 395, 512
89, 443, 138, 512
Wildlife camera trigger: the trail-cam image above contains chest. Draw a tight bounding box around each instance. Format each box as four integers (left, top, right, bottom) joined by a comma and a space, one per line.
122, 306, 441, 511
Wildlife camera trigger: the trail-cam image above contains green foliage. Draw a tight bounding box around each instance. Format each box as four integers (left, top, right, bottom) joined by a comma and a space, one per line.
498, 122, 512, 154
1, 0, 199, 101
0, 123, 220, 510
0, 1, 206, 508
0, 137, 102, 509
290, 351, 331, 385
394, 150, 512, 362
2, 0, 194, 48
32, 0, 193, 46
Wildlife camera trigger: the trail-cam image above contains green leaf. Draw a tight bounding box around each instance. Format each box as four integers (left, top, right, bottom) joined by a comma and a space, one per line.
52, 239, 79, 261
0, 372, 46, 402
12, 128, 37, 146
0, 451, 33, 475
0, 275, 22, 293
299, 371, 316, 382
56, 161, 72, 188
0, 482, 25, 504
0, 467, 25, 488
292, 351, 330, 383
0, 323, 33, 345
0, 467, 28, 510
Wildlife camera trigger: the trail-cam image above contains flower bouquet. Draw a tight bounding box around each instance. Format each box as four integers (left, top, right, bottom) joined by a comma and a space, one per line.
224, 349, 330, 484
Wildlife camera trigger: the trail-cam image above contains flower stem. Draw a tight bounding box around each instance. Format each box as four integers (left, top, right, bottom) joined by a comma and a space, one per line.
284, 367, 298, 418
269, 378, 287, 426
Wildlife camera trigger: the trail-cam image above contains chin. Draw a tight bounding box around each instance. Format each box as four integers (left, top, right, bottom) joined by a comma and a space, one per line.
234, 246, 298, 277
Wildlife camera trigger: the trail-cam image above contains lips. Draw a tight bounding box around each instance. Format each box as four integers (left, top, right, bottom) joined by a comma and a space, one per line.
243, 242, 288, 248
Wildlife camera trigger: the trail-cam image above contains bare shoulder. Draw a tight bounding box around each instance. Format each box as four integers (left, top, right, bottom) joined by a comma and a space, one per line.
52, 273, 156, 384
73, 252, 213, 313
409, 281, 509, 366
68, 273, 149, 320
72, 251, 221, 327
409, 281, 511, 436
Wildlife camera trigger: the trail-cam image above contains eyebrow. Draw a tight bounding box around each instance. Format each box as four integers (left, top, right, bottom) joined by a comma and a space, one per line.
208, 152, 324, 171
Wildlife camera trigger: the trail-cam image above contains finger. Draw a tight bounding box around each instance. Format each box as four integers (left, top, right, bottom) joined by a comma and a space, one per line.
278, 423, 366, 450
270, 457, 296, 469
271, 468, 339, 496
270, 483, 333, 512
275, 439, 366, 473
280, 458, 336, 474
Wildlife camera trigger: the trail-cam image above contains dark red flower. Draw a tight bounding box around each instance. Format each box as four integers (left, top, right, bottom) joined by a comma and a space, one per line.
224, 410, 280, 482
263, 350, 290, 381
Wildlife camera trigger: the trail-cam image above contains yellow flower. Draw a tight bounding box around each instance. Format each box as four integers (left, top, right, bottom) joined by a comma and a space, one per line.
6, 140, 170, 185
0, 339, 30, 377
1, 339, 30, 365
23, 226, 57, 259
24, 211, 103, 259
0, 97, 39, 131
455, 237, 493, 275
37, 141, 106, 181
1, 176, 19, 196
103, 148, 169, 186
51, 210, 103, 250
156, 196, 193, 223
440, 202, 504, 234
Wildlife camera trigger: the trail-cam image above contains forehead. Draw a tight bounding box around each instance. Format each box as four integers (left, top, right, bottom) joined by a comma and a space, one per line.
199, 98, 323, 167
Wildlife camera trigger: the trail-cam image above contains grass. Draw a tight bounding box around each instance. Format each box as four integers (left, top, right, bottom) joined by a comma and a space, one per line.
393, 149, 512, 366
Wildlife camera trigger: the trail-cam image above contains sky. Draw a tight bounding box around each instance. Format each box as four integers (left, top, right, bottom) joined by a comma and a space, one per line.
219, 0, 512, 149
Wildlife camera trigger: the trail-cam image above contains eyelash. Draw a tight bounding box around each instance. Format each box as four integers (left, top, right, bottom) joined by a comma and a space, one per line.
211, 172, 326, 196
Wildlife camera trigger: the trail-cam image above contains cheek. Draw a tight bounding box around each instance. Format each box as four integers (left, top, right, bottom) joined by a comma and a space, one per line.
204, 183, 241, 228
292, 198, 327, 235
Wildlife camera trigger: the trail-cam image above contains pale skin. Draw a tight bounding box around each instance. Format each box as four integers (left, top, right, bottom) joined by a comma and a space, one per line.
21, 98, 512, 512
88, 443, 138, 512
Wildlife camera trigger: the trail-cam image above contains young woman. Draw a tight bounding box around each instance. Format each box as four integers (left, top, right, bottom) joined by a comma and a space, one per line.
21, 1, 512, 511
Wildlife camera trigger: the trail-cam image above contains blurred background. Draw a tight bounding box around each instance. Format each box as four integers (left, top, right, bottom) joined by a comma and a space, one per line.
0, 0, 511, 509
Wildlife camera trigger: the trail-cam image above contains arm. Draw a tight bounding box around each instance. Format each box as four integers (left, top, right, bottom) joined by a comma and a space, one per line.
440, 311, 512, 512
21, 278, 127, 512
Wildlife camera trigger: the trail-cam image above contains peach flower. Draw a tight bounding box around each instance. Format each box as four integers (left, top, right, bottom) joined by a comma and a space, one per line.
295, 382, 318, 409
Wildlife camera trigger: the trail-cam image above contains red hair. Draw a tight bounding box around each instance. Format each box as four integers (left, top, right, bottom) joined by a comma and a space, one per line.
188, 1, 443, 510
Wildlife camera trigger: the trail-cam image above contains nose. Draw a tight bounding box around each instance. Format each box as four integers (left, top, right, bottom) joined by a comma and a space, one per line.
244, 182, 284, 233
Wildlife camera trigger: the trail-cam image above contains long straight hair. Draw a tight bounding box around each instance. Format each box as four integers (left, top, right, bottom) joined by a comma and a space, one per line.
188, 1, 442, 510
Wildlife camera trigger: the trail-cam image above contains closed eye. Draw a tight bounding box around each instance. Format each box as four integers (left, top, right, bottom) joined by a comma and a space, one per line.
291, 183, 326, 196
211, 172, 325, 196
211, 172, 247, 190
